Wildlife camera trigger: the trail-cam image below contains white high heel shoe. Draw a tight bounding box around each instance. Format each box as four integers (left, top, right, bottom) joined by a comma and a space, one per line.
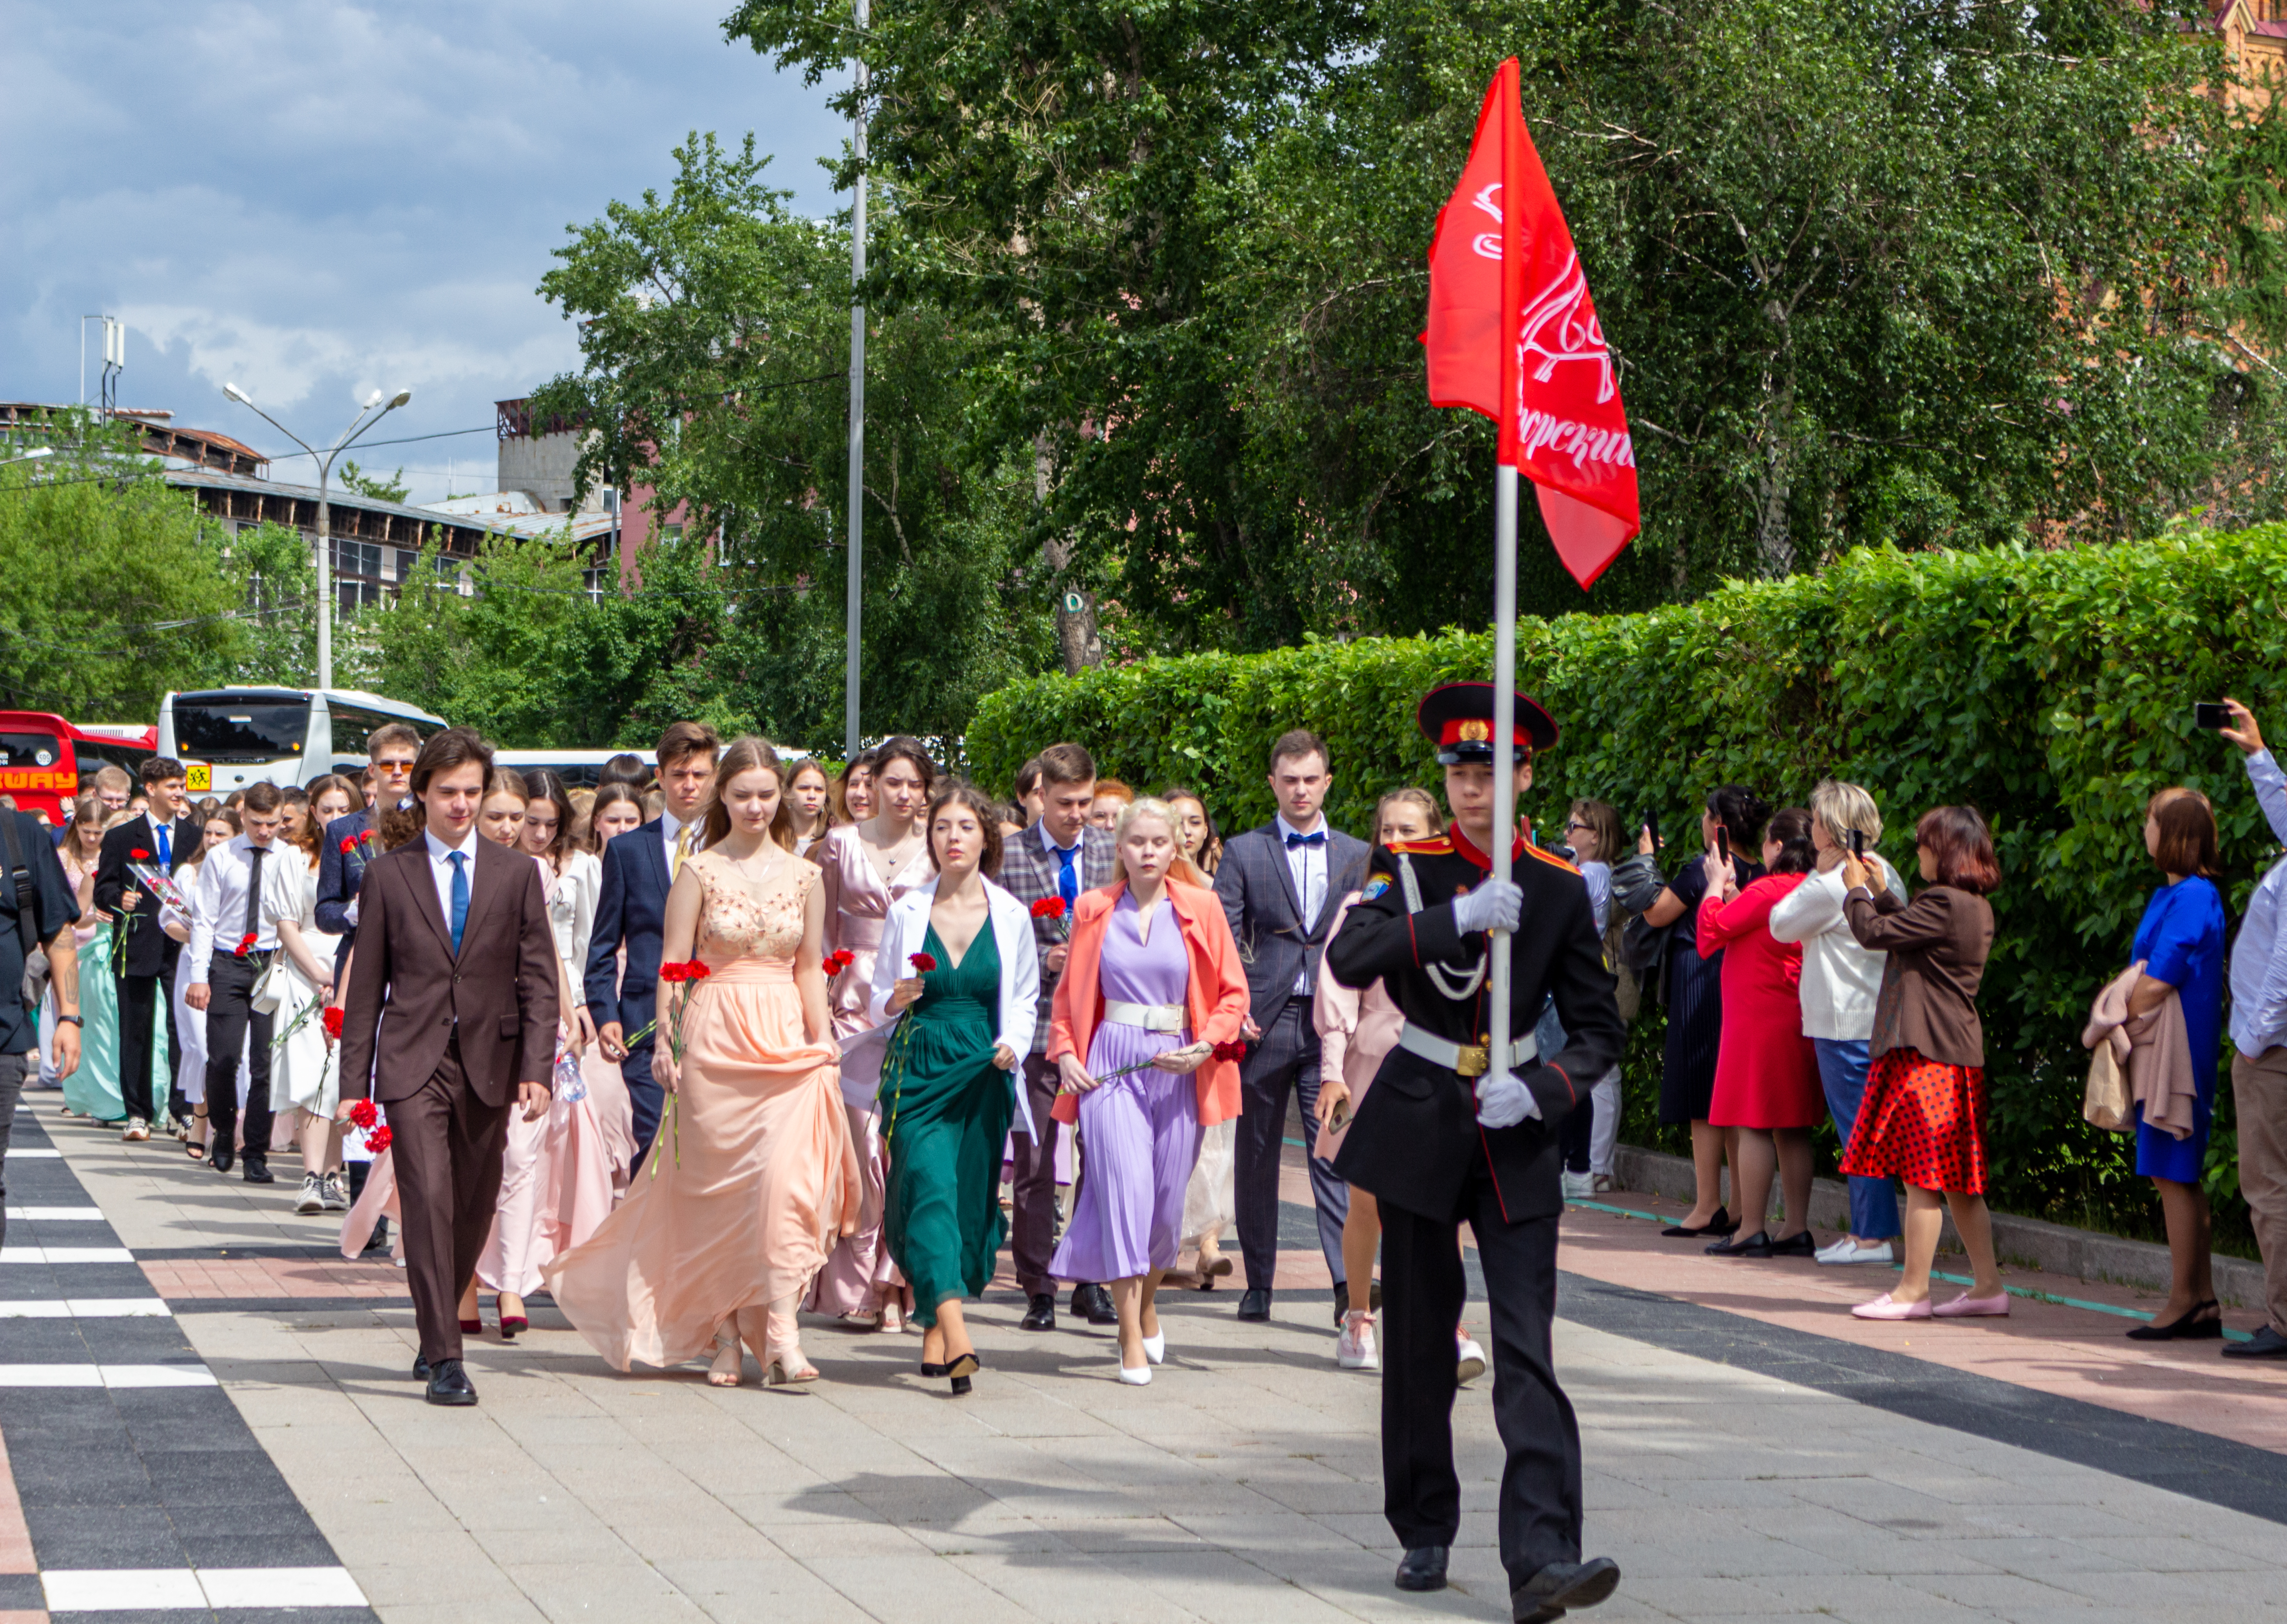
1140, 1330, 1165, 1366
1117, 1363, 1152, 1386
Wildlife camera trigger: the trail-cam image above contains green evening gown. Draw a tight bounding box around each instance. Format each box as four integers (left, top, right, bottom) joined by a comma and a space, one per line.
878, 921, 1015, 1329
61, 925, 128, 1122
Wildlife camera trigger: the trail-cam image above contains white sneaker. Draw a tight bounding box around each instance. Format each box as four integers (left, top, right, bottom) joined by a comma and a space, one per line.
1336, 1310, 1378, 1371
1560, 1170, 1594, 1200
1816, 1238, 1895, 1266
320, 1172, 349, 1212
1455, 1337, 1488, 1385
293, 1174, 325, 1215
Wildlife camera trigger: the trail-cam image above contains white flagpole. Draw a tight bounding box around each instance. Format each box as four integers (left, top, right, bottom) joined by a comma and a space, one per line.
1488, 463, 1518, 1080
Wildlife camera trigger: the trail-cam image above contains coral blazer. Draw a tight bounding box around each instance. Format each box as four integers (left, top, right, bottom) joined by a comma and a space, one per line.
1048, 877, 1251, 1128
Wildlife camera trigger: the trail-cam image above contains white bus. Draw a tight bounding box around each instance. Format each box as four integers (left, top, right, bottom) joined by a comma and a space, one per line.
157, 687, 446, 796
491, 749, 645, 790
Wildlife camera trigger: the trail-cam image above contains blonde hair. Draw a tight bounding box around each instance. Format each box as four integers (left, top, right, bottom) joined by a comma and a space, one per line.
1374, 786, 1443, 842
1114, 796, 1208, 889
1809, 779, 1882, 852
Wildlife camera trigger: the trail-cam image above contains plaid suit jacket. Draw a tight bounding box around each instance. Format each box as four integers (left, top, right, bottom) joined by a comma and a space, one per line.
998, 822, 1117, 1053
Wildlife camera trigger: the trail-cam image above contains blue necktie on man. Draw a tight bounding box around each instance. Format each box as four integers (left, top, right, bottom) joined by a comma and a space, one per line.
1055, 842, 1079, 908
156, 822, 171, 866
448, 851, 469, 954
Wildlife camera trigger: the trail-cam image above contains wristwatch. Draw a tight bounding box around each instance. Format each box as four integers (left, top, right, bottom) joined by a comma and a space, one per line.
55, 1014, 83, 1027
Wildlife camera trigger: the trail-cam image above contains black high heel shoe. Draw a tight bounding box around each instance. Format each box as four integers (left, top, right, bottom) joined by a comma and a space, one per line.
1705, 1230, 1772, 1258
946, 1351, 979, 1396
1662, 1205, 1739, 1239
918, 1361, 950, 1378
2127, 1299, 2225, 1341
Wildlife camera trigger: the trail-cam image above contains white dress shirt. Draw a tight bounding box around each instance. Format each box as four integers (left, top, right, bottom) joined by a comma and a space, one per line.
188, 833, 289, 966
661, 810, 703, 877
1276, 812, 1329, 994
424, 827, 481, 939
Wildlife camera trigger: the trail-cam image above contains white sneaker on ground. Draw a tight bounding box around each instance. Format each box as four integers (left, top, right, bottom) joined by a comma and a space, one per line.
1456, 1336, 1488, 1385
1560, 1170, 1594, 1200
1815, 1238, 1895, 1266
1337, 1311, 1378, 1371
293, 1173, 325, 1215
320, 1172, 349, 1212
122, 1118, 150, 1142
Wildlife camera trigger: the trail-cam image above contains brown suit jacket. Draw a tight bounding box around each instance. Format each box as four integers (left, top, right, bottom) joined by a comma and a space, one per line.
339, 834, 560, 1106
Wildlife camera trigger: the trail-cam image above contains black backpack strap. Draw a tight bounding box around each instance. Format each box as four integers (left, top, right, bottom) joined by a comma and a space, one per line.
0, 812, 39, 967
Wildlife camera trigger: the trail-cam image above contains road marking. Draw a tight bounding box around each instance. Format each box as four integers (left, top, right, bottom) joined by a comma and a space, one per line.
4, 1206, 105, 1220
0, 1365, 215, 1388
0, 1300, 170, 1318
42, 1566, 367, 1610
0, 1247, 135, 1264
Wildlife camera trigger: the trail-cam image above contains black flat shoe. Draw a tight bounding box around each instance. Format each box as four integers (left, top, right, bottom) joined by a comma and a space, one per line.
918, 1361, 950, 1378
1237, 1288, 1272, 1323
1020, 1293, 1056, 1332
1705, 1230, 1772, 1258
426, 1357, 478, 1407
1660, 1205, 1732, 1238
208, 1145, 235, 1176
1395, 1546, 1448, 1592
2128, 1300, 2225, 1341
241, 1156, 275, 1186
1768, 1230, 1817, 1257
412, 1353, 431, 1381
1513, 1556, 1620, 1623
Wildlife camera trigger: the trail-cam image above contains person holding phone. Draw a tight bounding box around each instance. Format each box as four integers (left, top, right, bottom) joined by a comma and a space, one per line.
1635, 787, 1770, 1237
2217, 699, 2287, 1359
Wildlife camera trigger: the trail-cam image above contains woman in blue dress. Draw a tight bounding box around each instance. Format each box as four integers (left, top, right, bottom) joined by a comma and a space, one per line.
2122, 788, 2228, 1340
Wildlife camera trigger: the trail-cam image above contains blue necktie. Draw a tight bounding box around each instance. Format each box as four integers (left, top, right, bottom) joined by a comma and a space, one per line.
1285, 829, 1327, 849
1055, 843, 1079, 908
447, 851, 469, 954
155, 823, 171, 865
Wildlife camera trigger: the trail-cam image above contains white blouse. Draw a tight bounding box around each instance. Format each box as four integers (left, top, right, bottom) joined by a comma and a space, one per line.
1767, 861, 1906, 1043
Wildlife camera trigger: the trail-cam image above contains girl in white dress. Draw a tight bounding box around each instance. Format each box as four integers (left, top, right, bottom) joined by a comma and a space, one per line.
269, 775, 355, 1212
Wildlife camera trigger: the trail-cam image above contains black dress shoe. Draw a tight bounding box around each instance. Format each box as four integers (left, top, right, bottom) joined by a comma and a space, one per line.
1705, 1230, 1771, 1258
1660, 1205, 1734, 1238
2222, 1323, 2287, 1359
1072, 1283, 1117, 1325
1395, 1546, 1448, 1592
412, 1352, 431, 1381
241, 1155, 276, 1186
363, 1218, 392, 1255
1020, 1293, 1056, 1332
1512, 1556, 1620, 1623
1769, 1230, 1817, 1257
426, 1357, 479, 1406
208, 1144, 235, 1175
1237, 1288, 1272, 1322
919, 1361, 950, 1378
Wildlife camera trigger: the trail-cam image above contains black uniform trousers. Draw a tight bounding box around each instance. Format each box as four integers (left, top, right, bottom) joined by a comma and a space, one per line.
115, 955, 183, 1125
1381, 1174, 1581, 1586
1234, 1001, 1348, 1290
201, 952, 275, 1157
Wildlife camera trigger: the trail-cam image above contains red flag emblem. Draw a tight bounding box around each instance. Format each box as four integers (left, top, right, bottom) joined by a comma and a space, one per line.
1422, 58, 1640, 589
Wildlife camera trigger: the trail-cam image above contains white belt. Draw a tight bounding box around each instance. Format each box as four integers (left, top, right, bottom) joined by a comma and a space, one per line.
1395, 1020, 1536, 1078
1104, 999, 1186, 1033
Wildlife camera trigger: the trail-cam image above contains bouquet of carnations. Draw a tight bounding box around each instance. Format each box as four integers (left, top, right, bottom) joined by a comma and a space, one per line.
623, 960, 712, 1173
345, 1098, 391, 1157
1029, 895, 1071, 937
127, 859, 191, 917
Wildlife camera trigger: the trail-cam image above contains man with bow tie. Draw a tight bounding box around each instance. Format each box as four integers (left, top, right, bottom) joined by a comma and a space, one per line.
1214, 730, 1371, 1327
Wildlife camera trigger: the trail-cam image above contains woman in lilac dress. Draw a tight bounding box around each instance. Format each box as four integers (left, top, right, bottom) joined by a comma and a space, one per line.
1048, 799, 1250, 1384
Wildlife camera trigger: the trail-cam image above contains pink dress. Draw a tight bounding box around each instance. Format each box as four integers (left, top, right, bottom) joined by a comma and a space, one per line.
1312, 895, 1404, 1161
545, 851, 859, 1370
809, 823, 926, 1318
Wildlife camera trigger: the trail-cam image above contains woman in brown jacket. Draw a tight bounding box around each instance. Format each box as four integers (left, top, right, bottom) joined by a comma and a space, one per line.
1834, 807, 2005, 1322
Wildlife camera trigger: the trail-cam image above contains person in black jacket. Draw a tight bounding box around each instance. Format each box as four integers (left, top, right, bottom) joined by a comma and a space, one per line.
1326, 682, 1624, 1624
91, 758, 198, 1140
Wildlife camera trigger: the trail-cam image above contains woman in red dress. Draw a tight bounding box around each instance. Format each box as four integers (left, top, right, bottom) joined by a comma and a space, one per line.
1697, 808, 1824, 1257
1836, 807, 2003, 1321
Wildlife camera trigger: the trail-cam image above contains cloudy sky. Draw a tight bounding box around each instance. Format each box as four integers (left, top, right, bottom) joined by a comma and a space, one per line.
3, 0, 846, 504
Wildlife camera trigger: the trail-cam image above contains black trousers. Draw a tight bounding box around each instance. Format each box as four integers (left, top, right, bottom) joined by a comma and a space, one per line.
201, 952, 275, 1157
1233, 1001, 1347, 1290
0, 1052, 25, 1251
1381, 1186, 1581, 1588
115, 965, 181, 1125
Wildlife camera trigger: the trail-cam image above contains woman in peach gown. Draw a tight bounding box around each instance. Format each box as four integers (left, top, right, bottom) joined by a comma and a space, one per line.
547, 737, 859, 1385
810, 737, 936, 1332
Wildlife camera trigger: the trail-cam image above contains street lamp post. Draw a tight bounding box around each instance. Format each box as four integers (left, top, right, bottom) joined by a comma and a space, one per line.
221, 384, 413, 689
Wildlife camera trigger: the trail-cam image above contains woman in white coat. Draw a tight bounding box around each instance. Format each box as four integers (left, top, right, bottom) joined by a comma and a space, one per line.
862, 784, 1040, 1393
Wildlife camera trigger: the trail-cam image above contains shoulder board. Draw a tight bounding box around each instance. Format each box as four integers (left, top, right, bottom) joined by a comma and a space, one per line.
1387, 838, 1455, 856
1524, 844, 1581, 877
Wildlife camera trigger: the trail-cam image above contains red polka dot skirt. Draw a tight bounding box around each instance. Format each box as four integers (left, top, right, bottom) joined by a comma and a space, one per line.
1839, 1046, 1988, 1195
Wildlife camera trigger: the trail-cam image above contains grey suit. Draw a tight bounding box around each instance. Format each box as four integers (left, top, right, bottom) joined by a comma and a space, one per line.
997, 821, 1118, 1297
1214, 820, 1372, 1294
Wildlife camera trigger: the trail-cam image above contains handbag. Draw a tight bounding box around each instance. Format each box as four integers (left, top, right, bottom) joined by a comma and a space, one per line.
248, 952, 291, 1015
2083, 1042, 2133, 1133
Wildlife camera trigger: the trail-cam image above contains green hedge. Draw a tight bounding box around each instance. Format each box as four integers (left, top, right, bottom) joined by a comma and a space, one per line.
970, 530, 2287, 1253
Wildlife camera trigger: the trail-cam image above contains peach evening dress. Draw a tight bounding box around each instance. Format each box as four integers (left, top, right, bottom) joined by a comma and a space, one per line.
545, 850, 860, 1372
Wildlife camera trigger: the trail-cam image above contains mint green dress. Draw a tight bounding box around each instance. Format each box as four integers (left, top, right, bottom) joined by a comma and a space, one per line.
878, 922, 1014, 1328
61, 924, 128, 1122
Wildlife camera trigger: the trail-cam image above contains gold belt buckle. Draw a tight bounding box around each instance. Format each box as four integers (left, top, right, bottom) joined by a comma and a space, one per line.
1455, 1043, 1490, 1077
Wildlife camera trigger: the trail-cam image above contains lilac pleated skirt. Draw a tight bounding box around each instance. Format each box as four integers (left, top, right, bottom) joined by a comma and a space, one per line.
1049, 1019, 1203, 1283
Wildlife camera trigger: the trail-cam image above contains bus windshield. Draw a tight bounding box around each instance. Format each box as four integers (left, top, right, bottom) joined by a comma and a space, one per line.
0, 730, 64, 771
171, 698, 311, 763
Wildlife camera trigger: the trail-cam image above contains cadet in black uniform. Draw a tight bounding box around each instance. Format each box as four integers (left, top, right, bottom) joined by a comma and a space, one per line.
1326, 682, 1624, 1624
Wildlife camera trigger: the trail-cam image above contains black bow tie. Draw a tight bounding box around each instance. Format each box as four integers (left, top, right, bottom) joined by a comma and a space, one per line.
1285, 830, 1327, 849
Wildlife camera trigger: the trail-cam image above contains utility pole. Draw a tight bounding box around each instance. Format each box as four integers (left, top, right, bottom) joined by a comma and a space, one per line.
843, 0, 868, 761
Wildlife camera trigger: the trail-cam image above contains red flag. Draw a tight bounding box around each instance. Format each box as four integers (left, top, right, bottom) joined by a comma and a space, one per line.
1422, 58, 1640, 589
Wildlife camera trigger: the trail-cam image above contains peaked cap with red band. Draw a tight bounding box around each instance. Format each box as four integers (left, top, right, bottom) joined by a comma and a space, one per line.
1416, 681, 1559, 765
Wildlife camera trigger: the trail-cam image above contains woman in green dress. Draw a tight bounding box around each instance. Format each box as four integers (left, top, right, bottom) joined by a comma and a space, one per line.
56, 796, 126, 1122
870, 783, 1041, 1394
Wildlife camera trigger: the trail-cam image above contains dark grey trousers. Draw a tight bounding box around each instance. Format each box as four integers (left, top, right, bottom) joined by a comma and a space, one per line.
1233, 1000, 1348, 1291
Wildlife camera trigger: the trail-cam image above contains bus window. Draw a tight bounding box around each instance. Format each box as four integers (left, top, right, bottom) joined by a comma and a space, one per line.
172, 698, 313, 762
326, 703, 400, 762
0, 731, 64, 772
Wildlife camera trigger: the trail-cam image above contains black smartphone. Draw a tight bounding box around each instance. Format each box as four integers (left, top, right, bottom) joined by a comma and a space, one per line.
1848, 828, 1865, 859
1641, 810, 1661, 850
1715, 826, 1731, 864
2195, 702, 2230, 731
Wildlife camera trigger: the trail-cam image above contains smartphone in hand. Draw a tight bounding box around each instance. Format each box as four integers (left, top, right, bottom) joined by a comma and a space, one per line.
1641, 810, 1661, 850
2195, 702, 2230, 731
1715, 826, 1731, 864
1848, 828, 1865, 859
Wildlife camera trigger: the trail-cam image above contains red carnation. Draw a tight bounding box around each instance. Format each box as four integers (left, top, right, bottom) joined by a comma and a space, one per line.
825, 949, 856, 975
364, 1126, 392, 1155
659, 962, 688, 984
321, 1006, 344, 1039
1212, 1039, 1248, 1063
130, 848, 149, 861
348, 1099, 378, 1129
685, 960, 711, 981
1030, 896, 1067, 920
909, 952, 937, 973
234, 932, 257, 957
340, 836, 358, 853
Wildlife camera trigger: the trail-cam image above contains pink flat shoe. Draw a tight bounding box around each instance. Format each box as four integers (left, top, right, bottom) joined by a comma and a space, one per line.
1851, 1293, 1933, 1321
1933, 1291, 2010, 1318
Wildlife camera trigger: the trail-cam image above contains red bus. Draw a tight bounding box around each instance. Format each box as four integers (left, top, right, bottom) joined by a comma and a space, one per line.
0, 712, 160, 824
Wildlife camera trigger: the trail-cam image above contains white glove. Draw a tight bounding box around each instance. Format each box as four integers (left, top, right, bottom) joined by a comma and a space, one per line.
1475, 1070, 1539, 1129
1453, 877, 1522, 935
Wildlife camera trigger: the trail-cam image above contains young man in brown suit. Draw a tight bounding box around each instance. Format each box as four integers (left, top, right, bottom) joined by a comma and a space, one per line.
336, 728, 558, 1406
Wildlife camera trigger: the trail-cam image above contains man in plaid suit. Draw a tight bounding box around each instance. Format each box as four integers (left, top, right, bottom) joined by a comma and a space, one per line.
999, 742, 1119, 1331
1215, 729, 1372, 1324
